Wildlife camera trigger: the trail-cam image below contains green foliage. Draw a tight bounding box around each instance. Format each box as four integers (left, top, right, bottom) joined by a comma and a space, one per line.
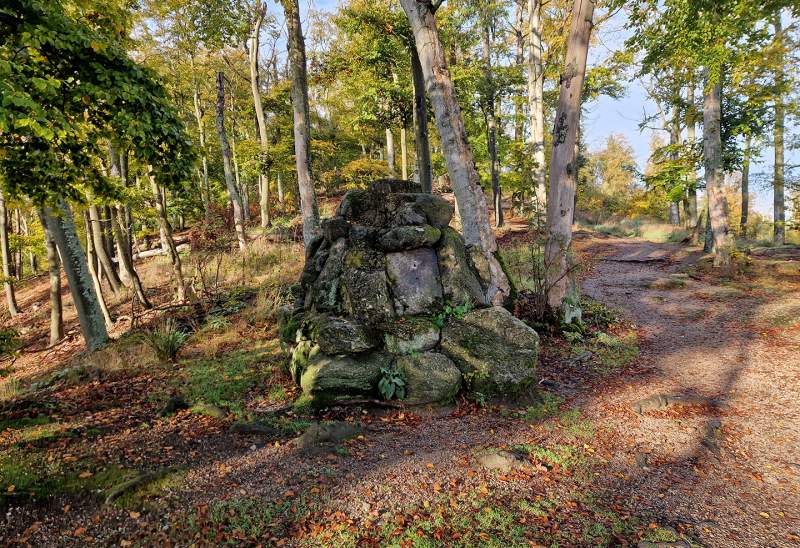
378, 366, 406, 401
0, 328, 21, 357
339, 158, 390, 189
146, 320, 189, 362
519, 392, 565, 422
430, 302, 473, 329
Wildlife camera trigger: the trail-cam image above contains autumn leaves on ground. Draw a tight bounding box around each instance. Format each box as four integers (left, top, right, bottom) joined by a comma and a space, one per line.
1, 218, 798, 546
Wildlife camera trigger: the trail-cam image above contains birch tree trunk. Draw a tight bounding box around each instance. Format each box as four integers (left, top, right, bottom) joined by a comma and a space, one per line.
216, 72, 248, 253
400, 0, 510, 305
0, 189, 19, 316
544, 0, 595, 311
740, 133, 751, 234
400, 128, 408, 179
411, 47, 432, 192
773, 15, 785, 245
668, 109, 681, 225
280, 0, 320, 246
528, 0, 547, 211
84, 211, 114, 330
386, 129, 396, 176
149, 172, 187, 302
483, 21, 503, 228
249, 1, 272, 228
37, 211, 63, 345
513, 0, 525, 142
42, 202, 108, 350
703, 79, 730, 266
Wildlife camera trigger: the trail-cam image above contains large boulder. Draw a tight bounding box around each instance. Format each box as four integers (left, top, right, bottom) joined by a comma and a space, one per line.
376, 225, 441, 252
340, 248, 394, 325
441, 306, 539, 397
383, 317, 440, 354
299, 351, 391, 405
436, 227, 488, 307
308, 237, 347, 312
304, 315, 377, 355
385, 248, 443, 315
397, 352, 462, 405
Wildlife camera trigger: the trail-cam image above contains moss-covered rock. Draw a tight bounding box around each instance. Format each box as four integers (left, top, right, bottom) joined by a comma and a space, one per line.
397, 352, 461, 405
383, 317, 440, 354
305, 315, 377, 355
436, 227, 488, 307
299, 351, 391, 405
441, 306, 538, 397
340, 268, 394, 325
308, 238, 347, 312
376, 225, 441, 252
289, 339, 321, 384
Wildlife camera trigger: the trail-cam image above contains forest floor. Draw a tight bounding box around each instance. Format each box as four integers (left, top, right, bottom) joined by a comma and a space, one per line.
1, 225, 799, 547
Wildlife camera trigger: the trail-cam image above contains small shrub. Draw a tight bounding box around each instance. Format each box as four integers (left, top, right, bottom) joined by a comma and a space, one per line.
146, 320, 189, 362
431, 302, 472, 328
0, 328, 21, 357
378, 367, 406, 401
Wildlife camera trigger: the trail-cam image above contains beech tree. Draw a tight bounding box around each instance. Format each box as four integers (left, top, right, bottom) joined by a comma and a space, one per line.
400, 0, 511, 305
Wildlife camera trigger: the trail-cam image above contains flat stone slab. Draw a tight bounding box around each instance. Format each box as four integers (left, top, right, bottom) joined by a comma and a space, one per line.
386, 248, 443, 315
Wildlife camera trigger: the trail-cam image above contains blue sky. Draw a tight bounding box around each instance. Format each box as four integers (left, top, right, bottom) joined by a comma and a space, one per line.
282, 0, 794, 218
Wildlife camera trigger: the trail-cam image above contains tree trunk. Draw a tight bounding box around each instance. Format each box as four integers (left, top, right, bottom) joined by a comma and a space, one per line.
386, 129, 396, 176
740, 133, 751, 234
686, 80, 699, 231
773, 15, 785, 245
544, 0, 595, 311
704, 204, 714, 253
668, 108, 681, 225
249, 2, 272, 229
230, 122, 249, 223
0, 189, 19, 316
400, 127, 408, 179
277, 172, 284, 204
400, 0, 510, 305
410, 47, 432, 192
149, 172, 187, 302
281, 0, 321, 246
215, 71, 248, 253
20, 213, 37, 275
37, 211, 63, 345
42, 202, 108, 350
528, 0, 547, 211
513, 0, 525, 142
88, 204, 122, 296
12, 209, 23, 280
703, 79, 730, 266
190, 55, 211, 215
483, 21, 503, 228
84, 211, 114, 329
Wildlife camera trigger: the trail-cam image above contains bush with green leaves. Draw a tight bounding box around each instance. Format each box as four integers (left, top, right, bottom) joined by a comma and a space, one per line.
0, 328, 20, 357
431, 302, 472, 329
146, 321, 189, 362
378, 367, 406, 401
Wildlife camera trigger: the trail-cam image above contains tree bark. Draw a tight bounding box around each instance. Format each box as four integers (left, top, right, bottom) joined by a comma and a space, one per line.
149, 172, 187, 302
482, 20, 503, 228
37, 211, 63, 345
215, 71, 248, 253
281, 0, 321, 246
410, 47, 432, 192
668, 108, 681, 225
513, 0, 526, 142
400, 0, 510, 305
84, 211, 114, 329
42, 202, 108, 350
773, 15, 785, 245
528, 0, 547, 211
685, 79, 698, 230
0, 189, 19, 316
703, 79, 730, 266
109, 146, 151, 309
400, 127, 408, 179
190, 55, 211, 215
386, 128, 396, 176
88, 204, 122, 296
249, 1, 272, 229
740, 133, 751, 234
544, 0, 595, 311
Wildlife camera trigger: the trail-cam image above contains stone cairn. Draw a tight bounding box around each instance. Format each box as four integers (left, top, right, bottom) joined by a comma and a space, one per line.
279, 180, 540, 408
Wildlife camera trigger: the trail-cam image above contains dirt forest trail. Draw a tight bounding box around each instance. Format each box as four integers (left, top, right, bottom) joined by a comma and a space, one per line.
577, 237, 800, 546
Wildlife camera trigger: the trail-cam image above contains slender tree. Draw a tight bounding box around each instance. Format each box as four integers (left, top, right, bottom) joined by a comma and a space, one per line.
280, 0, 321, 246
0, 189, 19, 316
544, 0, 595, 311
216, 72, 248, 252
528, 0, 546, 210
704, 79, 730, 265
772, 14, 785, 245
37, 211, 63, 345
400, 0, 510, 305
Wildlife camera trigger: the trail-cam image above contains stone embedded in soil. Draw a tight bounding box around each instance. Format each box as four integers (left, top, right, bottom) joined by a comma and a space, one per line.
294, 421, 361, 454
383, 317, 440, 355
385, 248, 443, 315
436, 227, 488, 307
474, 449, 529, 472
158, 396, 189, 417
397, 352, 461, 405
441, 306, 539, 397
